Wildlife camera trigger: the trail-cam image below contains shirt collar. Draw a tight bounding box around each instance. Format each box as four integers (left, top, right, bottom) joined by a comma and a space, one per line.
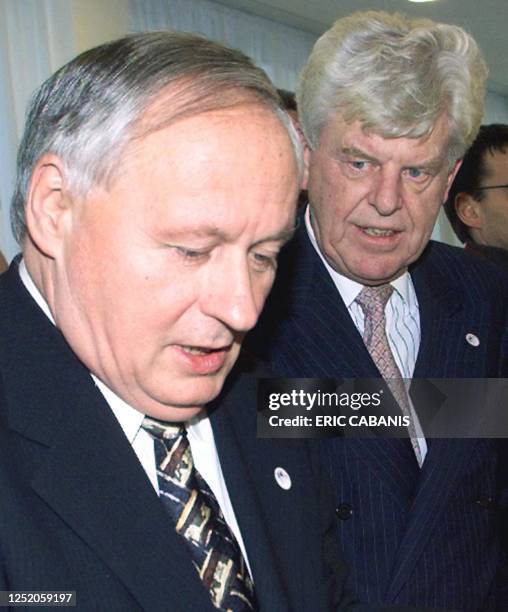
304, 205, 411, 307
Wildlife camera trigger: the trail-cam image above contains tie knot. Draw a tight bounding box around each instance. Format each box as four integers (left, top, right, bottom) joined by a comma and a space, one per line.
356, 284, 394, 317
141, 416, 186, 441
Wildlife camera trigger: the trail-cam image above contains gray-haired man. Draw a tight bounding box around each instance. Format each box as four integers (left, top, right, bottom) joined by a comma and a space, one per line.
0, 32, 360, 611
247, 11, 508, 610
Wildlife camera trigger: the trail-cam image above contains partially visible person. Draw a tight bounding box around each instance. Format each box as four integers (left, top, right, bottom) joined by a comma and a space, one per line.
444, 123, 508, 270
0, 250, 7, 273
0, 31, 366, 611
247, 10, 508, 611
278, 88, 308, 210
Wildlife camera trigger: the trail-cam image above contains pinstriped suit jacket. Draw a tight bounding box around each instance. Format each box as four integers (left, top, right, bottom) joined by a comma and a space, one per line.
245, 225, 508, 611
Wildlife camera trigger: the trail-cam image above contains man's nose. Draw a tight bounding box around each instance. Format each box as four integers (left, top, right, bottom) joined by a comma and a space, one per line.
203, 261, 260, 333
370, 169, 402, 215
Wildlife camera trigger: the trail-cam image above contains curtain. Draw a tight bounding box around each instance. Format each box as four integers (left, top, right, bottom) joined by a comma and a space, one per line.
0, 0, 74, 261
128, 0, 315, 91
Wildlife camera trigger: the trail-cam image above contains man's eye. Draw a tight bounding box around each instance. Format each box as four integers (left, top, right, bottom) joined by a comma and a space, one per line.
251, 251, 277, 271
349, 160, 368, 171
404, 167, 426, 180
174, 247, 209, 261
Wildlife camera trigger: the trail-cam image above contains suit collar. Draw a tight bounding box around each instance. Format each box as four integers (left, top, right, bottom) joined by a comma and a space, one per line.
410, 242, 464, 378
410, 241, 463, 318
277, 225, 381, 378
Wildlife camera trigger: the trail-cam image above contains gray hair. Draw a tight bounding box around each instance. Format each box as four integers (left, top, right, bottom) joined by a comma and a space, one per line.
11, 31, 302, 243
297, 11, 488, 164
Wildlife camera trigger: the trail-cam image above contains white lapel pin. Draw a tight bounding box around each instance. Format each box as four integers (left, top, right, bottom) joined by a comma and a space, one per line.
274, 466, 292, 490
465, 333, 480, 347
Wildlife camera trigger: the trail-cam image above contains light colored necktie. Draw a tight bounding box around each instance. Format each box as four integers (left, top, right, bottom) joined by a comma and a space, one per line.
356, 285, 422, 466
142, 417, 257, 611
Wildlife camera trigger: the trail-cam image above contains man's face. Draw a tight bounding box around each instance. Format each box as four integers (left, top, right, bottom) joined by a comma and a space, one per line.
475, 149, 508, 249
53, 104, 298, 420
306, 114, 459, 285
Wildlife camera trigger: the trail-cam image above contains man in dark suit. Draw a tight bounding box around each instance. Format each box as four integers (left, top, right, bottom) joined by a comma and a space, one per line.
0, 32, 360, 611
247, 11, 508, 611
444, 123, 508, 273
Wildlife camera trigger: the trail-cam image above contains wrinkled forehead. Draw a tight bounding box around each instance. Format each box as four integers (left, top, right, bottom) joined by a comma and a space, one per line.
319, 110, 450, 145
318, 111, 452, 159
120, 88, 302, 180
131, 80, 277, 141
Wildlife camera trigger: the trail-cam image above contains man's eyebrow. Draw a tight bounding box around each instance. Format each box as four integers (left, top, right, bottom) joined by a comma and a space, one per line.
164, 222, 298, 245
340, 146, 445, 172
340, 146, 379, 163
404, 155, 445, 172
253, 222, 299, 247
164, 226, 228, 240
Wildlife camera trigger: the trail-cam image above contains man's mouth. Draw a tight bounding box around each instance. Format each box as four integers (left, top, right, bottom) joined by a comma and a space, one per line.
360, 226, 398, 237
174, 343, 234, 375
180, 345, 223, 355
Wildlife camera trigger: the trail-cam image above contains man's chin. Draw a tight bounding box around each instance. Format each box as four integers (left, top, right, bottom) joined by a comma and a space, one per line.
147, 375, 230, 420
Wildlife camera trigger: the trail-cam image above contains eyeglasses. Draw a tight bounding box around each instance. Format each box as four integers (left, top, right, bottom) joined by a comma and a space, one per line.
476, 184, 508, 191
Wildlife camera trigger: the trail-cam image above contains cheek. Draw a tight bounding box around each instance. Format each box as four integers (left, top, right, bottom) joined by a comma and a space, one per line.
406, 195, 442, 242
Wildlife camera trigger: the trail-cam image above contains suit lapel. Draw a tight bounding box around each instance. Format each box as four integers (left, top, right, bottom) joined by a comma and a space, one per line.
411, 243, 463, 379
282, 226, 379, 379
386, 439, 474, 600
30, 390, 213, 611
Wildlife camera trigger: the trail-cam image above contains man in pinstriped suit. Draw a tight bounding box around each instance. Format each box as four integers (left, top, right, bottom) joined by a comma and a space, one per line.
246, 11, 508, 611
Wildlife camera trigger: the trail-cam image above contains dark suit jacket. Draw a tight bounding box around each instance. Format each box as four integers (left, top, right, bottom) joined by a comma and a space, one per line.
465, 242, 508, 275
246, 224, 508, 611
0, 261, 359, 611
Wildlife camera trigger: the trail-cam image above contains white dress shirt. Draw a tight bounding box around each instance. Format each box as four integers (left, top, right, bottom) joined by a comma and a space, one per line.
19, 260, 251, 569
305, 208, 428, 462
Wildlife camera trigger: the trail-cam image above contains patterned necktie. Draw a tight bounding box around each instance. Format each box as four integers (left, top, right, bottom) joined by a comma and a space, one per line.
355, 285, 422, 466
142, 417, 257, 611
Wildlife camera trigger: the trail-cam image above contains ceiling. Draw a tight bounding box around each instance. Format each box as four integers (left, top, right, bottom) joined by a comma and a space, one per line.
215, 0, 508, 95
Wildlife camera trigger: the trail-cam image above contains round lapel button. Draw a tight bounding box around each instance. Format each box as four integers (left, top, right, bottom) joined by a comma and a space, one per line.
465, 333, 480, 347
274, 466, 291, 490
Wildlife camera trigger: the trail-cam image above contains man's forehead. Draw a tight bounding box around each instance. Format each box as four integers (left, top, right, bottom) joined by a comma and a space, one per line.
323, 111, 449, 141
113, 101, 290, 182
133, 84, 276, 141
320, 113, 450, 161
486, 148, 508, 174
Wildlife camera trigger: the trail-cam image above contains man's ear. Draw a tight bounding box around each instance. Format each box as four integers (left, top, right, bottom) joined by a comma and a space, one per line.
443, 158, 462, 202
455, 192, 483, 229
301, 142, 310, 190
25, 154, 72, 257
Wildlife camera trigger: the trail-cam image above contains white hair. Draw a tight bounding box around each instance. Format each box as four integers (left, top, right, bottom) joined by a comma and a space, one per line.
297, 11, 488, 164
